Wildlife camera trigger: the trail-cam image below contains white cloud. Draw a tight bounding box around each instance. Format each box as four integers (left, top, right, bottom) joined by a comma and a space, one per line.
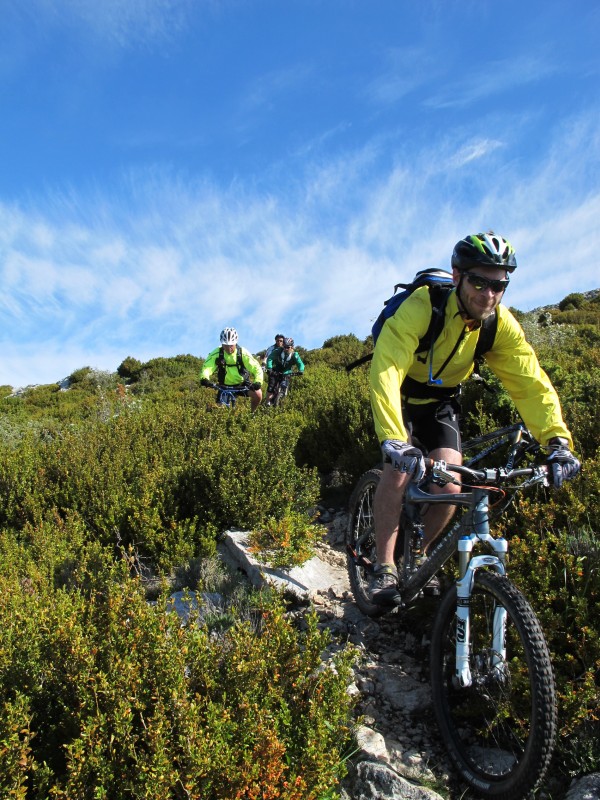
425, 53, 558, 109
63, 0, 192, 46
1, 106, 599, 387
365, 46, 439, 106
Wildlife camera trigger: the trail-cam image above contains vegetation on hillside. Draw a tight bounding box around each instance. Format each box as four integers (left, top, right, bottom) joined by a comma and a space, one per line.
0, 292, 598, 796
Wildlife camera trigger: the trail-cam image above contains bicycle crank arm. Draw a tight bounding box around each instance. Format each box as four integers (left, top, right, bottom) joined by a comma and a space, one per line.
346, 545, 375, 573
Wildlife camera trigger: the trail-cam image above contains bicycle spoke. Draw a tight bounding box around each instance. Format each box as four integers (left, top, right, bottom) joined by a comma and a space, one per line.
346, 470, 386, 618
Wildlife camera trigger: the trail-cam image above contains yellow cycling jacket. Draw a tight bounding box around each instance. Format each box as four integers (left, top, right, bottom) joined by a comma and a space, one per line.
370, 286, 572, 448
201, 346, 264, 386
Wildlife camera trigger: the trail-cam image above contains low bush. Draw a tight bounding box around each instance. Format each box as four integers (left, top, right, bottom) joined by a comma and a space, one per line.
0, 399, 320, 572
248, 509, 326, 569
0, 532, 356, 798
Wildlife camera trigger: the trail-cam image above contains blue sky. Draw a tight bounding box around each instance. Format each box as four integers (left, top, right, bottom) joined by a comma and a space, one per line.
1, 0, 599, 387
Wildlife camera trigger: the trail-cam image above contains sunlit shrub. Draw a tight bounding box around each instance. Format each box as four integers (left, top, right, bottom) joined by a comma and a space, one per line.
0, 538, 356, 799
248, 509, 326, 569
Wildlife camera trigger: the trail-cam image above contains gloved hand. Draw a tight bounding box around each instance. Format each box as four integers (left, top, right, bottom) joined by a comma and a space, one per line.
200, 378, 211, 387
382, 440, 426, 482
547, 437, 581, 489
249, 382, 262, 391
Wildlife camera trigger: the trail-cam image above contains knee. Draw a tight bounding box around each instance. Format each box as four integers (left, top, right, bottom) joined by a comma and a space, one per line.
378, 464, 410, 496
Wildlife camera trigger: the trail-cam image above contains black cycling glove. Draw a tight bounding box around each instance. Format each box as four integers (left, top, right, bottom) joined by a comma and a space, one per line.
250, 382, 261, 391
200, 378, 211, 387
547, 437, 581, 489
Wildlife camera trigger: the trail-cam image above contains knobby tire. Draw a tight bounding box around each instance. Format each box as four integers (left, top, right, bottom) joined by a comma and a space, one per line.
430, 570, 557, 800
346, 469, 387, 618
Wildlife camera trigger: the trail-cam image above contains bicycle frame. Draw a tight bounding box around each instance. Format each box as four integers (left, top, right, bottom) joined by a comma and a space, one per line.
212, 384, 250, 408
396, 425, 547, 688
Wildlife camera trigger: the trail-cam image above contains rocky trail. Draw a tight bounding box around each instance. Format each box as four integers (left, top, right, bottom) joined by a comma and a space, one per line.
214, 506, 599, 800
220, 508, 460, 800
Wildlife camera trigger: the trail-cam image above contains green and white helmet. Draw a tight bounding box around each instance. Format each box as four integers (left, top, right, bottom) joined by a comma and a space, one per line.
451, 232, 517, 273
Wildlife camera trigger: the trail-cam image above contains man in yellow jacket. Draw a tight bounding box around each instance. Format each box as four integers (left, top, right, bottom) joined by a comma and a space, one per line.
200, 327, 263, 411
369, 231, 581, 606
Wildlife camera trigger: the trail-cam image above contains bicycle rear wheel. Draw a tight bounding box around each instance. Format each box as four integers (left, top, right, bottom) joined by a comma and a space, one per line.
430, 570, 557, 800
346, 469, 388, 617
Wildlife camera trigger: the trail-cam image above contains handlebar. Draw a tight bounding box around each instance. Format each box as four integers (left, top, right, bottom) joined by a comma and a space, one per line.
424, 458, 549, 488
207, 383, 251, 393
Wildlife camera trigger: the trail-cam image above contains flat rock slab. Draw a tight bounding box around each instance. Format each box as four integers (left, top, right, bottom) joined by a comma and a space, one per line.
219, 529, 350, 600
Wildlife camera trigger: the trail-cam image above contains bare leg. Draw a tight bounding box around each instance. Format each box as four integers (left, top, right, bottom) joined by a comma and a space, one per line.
374, 447, 462, 563
422, 447, 462, 552
373, 463, 410, 564
250, 388, 262, 411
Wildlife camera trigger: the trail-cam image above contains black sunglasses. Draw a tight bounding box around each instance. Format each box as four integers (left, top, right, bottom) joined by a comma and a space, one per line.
465, 273, 510, 293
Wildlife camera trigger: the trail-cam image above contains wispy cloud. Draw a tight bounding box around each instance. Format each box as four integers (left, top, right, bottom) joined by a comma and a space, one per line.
365, 46, 440, 106
425, 53, 558, 109
10, 0, 194, 50
1, 105, 599, 387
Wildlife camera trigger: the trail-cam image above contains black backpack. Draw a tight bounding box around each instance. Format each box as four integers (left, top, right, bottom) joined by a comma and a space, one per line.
216, 345, 248, 384
346, 269, 497, 397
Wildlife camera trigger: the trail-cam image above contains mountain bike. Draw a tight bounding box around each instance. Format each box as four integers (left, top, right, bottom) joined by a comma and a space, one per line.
266, 371, 302, 407
346, 423, 557, 800
206, 383, 250, 408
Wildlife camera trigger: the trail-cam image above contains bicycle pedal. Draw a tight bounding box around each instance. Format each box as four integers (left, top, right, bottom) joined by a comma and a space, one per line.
421, 576, 441, 597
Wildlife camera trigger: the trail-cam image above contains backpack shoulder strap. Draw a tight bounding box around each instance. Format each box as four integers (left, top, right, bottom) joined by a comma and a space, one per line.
236, 345, 250, 379
474, 311, 498, 361
415, 285, 453, 356
216, 347, 226, 384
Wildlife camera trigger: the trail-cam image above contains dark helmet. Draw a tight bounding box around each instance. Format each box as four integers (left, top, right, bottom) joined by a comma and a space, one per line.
283, 337, 294, 348
451, 232, 517, 273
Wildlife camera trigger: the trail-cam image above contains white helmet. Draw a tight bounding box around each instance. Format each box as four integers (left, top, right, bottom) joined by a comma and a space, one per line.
220, 327, 238, 345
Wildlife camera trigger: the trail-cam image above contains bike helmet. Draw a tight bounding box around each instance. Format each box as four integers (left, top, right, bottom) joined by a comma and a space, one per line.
283, 337, 294, 348
220, 327, 238, 345
451, 232, 517, 273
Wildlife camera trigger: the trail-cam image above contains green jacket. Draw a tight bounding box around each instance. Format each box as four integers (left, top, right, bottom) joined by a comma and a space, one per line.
266, 347, 305, 375
370, 286, 572, 448
201, 346, 263, 386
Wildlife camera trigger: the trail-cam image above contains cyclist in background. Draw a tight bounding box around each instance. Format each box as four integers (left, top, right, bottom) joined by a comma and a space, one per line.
369, 231, 581, 607
200, 327, 263, 411
265, 337, 304, 405
262, 333, 285, 368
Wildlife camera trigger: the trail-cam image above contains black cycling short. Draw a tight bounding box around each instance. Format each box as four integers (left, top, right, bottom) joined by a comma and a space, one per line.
403, 398, 461, 454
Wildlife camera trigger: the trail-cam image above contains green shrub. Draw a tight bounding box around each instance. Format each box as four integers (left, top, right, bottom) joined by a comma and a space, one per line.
0, 398, 321, 572
248, 509, 326, 569
0, 536, 356, 799
117, 356, 143, 381
295, 365, 378, 483
559, 292, 587, 312
494, 455, 600, 779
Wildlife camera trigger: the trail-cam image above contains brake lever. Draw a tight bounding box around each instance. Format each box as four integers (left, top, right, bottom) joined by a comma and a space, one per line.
429, 460, 460, 487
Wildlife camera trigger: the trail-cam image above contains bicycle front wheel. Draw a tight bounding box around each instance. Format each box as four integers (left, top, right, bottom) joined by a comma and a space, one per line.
430, 570, 557, 800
